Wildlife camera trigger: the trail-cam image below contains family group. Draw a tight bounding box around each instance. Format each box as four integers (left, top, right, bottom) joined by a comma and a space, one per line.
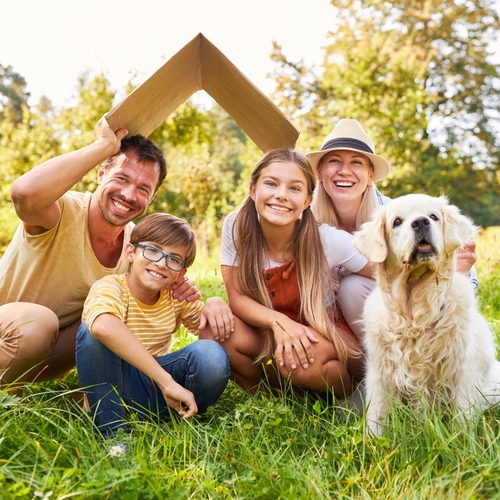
0, 116, 477, 436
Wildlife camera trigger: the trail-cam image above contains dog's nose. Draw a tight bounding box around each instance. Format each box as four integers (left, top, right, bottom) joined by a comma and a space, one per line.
411, 216, 430, 230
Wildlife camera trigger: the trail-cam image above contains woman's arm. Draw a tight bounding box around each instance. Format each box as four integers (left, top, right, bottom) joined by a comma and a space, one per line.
321, 225, 374, 278
354, 261, 375, 278
91, 313, 197, 418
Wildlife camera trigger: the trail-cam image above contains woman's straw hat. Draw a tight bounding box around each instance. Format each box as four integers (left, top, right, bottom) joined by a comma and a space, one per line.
306, 119, 391, 182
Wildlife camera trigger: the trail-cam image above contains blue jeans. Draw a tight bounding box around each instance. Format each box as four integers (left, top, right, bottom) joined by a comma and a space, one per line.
76, 322, 230, 437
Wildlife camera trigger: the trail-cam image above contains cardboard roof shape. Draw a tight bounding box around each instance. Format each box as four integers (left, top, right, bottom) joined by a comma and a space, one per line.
106, 33, 300, 152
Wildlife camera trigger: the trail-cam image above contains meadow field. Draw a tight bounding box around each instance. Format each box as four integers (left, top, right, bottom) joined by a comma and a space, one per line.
1, 228, 500, 499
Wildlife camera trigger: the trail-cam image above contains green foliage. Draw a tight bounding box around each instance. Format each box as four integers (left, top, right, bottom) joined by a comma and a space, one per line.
146, 101, 260, 253
0, 64, 29, 123
0, 104, 61, 252
0, 229, 498, 498
475, 226, 500, 331
271, 0, 500, 226
57, 73, 117, 194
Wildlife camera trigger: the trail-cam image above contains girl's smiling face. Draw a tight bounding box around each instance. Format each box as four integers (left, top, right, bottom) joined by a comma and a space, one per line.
250, 161, 313, 228
317, 150, 374, 205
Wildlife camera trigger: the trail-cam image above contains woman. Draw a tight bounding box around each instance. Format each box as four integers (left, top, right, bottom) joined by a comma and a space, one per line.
200, 148, 373, 398
307, 119, 478, 339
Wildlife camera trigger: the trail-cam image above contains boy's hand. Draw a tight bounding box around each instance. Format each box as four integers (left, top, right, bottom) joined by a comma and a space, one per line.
199, 297, 235, 342
160, 380, 198, 419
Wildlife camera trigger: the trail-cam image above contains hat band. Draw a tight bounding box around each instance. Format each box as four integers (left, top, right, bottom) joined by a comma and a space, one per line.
321, 138, 374, 154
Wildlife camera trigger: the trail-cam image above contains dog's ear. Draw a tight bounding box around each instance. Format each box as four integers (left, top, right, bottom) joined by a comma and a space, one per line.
353, 209, 388, 262
440, 196, 478, 252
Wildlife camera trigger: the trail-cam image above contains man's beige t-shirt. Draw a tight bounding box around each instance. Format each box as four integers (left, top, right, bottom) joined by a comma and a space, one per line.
0, 191, 132, 327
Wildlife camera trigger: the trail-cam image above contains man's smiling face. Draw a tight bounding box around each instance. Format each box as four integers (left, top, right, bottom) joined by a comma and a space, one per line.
95, 150, 159, 227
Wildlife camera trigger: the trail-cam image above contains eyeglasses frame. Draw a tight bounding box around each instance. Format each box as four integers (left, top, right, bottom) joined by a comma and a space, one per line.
132, 243, 186, 272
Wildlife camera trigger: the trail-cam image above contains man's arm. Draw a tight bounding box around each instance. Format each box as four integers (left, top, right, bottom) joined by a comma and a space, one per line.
171, 275, 202, 302
10, 116, 127, 234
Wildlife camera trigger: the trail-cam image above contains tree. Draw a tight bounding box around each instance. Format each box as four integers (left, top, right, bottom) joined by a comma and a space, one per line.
149, 101, 260, 253
0, 64, 30, 124
0, 71, 115, 252
270, 0, 500, 226
57, 73, 116, 193
0, 103, 61, 251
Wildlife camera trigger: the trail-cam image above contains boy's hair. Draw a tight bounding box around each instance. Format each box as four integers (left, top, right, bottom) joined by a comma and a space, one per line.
102, 135, 167, 191
233, 148, 360, 364
130, 213, 196, 267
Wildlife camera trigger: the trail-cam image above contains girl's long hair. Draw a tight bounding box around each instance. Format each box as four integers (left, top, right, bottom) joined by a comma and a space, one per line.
233, 148, 359, 364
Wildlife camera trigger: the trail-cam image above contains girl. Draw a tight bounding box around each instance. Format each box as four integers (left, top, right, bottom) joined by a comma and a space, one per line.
201, 149, 372, 398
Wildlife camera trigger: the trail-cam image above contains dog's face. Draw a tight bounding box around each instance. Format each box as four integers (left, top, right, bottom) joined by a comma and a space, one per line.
353, 194, 477, 272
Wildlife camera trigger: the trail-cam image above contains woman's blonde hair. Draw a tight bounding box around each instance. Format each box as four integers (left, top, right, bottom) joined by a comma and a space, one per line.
232, 148, 359, 364
311, 156, 379, 231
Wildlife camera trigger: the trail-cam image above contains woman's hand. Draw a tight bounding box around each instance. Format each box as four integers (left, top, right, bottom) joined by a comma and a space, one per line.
272, 316, 319, 370
199, 297, 235, 342
456, 240, 477, 274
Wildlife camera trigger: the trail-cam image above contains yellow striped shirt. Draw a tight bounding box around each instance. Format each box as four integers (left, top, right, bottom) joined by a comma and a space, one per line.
82, 274, 203, 357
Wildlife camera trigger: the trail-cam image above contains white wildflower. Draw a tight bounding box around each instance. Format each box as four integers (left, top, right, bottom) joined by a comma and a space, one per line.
108, 444, 127, 457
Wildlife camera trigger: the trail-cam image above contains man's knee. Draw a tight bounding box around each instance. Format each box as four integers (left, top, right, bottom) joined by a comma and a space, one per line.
0, 303, 58, 363
0, 303, 59, 383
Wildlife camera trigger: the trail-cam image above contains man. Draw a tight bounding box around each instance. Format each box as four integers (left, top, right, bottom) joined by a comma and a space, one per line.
0, 116, 212, 389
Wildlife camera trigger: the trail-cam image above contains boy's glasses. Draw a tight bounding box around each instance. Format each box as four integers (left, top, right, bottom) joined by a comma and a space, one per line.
133, 243, 186, 272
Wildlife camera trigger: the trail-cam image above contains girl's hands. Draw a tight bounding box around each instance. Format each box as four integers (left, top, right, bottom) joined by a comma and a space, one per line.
272, 316, 319, 370
199, 297, 235, 342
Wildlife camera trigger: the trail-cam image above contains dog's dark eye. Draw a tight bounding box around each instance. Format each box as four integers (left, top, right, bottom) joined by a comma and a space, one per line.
393, 217, 402, 227
429, 213, 439, 221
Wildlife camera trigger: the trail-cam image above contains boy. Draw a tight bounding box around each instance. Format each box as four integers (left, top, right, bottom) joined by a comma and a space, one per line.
76, 213, 230, 437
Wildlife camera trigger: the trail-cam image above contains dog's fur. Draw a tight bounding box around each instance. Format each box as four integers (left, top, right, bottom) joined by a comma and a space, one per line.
353, 194, 500, 434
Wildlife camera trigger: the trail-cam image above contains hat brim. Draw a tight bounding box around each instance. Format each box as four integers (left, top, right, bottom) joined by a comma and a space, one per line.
306, 148, 391, 183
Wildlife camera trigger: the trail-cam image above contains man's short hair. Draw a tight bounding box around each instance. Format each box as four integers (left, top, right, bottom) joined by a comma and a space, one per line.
102, 135, 167, 191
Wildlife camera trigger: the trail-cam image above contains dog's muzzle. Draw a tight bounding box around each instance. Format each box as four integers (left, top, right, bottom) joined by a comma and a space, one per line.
410, 216, 436, 262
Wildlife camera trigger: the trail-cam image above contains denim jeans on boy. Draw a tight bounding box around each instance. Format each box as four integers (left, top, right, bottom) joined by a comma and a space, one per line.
76, 322, 230, 437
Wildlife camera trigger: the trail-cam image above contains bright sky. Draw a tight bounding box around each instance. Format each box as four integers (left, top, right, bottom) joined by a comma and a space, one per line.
1, 0, 335, 109
2, 0, 499, 111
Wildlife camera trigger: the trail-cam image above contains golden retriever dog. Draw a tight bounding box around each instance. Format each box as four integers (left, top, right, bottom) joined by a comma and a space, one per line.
353, 194, 500, 434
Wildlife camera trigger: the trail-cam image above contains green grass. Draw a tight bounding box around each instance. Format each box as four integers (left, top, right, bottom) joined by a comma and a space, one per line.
1, 229, 500, 499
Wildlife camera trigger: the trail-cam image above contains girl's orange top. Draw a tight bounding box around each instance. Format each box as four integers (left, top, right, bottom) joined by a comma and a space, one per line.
262, 259, 356, 340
